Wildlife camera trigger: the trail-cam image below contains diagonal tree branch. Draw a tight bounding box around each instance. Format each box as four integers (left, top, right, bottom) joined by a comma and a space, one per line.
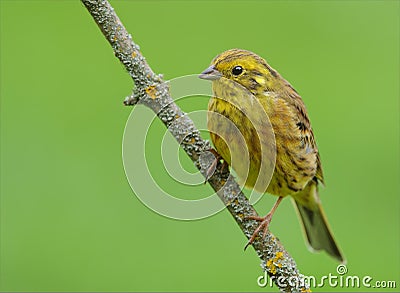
81, 1, 310, 292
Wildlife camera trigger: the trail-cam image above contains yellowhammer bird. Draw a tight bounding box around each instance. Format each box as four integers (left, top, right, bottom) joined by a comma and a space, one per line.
199, 48, 345, 263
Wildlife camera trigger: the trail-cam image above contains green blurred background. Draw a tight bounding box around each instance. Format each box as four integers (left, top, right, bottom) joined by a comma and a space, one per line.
1, 1, 399, 292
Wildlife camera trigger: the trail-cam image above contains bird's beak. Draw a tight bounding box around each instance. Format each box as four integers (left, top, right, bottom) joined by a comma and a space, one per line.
198, 65, 222, 80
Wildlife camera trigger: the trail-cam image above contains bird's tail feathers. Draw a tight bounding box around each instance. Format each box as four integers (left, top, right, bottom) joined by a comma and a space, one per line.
293, 183, 346, 263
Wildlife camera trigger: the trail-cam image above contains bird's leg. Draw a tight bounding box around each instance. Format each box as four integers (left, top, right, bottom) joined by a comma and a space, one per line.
204, 148, 222, 182
220, 160, 229, 174
244, 196, 283, 250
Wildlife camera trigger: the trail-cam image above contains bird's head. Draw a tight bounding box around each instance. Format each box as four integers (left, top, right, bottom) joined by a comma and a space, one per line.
199, 49, 280, 93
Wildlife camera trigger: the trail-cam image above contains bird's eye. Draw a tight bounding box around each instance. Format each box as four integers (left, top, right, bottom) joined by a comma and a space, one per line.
232, 66, 243, 76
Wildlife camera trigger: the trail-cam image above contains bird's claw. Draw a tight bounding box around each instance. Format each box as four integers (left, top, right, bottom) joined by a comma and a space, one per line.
244, 214, 273, 250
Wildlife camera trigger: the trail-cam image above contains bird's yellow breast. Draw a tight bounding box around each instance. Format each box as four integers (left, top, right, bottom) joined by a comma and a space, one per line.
207, 79, 276, 193
207, 79, 318, 196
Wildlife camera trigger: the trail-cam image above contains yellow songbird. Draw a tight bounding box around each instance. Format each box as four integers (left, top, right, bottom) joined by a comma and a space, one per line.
199, 48, 345, 262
